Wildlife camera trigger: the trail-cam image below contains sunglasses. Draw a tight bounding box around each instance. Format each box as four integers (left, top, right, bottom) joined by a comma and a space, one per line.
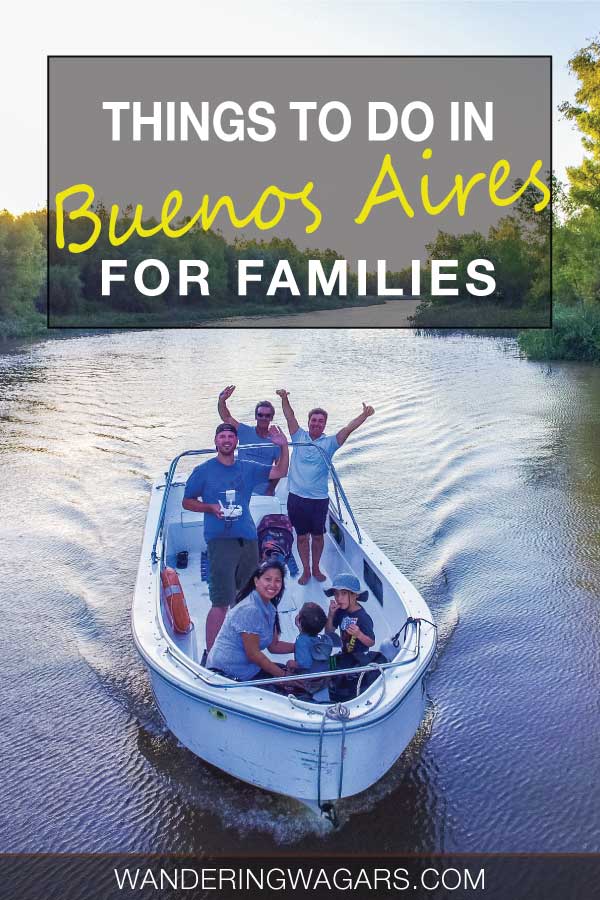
256, 412, 274, 419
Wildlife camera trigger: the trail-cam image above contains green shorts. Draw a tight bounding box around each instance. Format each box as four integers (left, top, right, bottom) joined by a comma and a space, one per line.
206, 538, 259, 608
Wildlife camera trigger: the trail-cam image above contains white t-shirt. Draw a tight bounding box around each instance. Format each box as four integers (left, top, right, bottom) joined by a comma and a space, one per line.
288, 427, 340, 499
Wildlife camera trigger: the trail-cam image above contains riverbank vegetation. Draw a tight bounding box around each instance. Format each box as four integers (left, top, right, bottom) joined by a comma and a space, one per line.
408, 184, 551, 329
410, 37, 600, 361
519, 38, 600, 362
520, 38, 600, 362
0, 209, 380, 337
0, 209, 46, 339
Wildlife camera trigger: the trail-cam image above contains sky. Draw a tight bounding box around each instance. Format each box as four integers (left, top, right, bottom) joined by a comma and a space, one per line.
3, 0, 598, 214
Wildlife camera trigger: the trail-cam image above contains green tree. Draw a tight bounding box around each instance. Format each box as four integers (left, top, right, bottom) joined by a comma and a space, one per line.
559, 37, 600, 210
554, 208, 600, 305
48, 264, 83, 313
0, 211, 44, 317
487, 217, 542, 307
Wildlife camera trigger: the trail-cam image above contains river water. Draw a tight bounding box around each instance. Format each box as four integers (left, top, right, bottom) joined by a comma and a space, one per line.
0, 329, 599, 855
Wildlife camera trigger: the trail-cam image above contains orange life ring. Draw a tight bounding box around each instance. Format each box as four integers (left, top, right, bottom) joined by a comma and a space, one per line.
160, 567, 192, 634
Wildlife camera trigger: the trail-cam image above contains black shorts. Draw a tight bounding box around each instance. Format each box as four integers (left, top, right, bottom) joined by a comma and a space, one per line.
287, 493, 329, 536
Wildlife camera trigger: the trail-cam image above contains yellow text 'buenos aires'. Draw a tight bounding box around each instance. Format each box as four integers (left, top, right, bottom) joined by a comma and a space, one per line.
54, 152, 550, 254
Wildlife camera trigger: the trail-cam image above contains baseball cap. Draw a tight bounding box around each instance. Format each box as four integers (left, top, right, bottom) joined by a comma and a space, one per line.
324, 572, 368, 602
215, 423, 238, 436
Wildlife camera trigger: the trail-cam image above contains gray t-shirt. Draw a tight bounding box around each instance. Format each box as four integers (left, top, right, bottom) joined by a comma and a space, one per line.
206, 590, 276, 680
236, 423, 279, 495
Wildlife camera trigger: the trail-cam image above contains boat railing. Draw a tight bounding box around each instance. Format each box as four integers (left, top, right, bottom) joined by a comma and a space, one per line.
151, 442, 361, 564
146, 447, 436, 697
162, 615, 430, 692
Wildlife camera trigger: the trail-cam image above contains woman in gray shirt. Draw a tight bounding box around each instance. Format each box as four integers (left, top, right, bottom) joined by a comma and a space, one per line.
206, 560, 294, 680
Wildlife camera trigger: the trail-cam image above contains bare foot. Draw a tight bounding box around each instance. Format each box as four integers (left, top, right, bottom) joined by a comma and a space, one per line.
312, 569, 327, 582
298, 572, 311, 585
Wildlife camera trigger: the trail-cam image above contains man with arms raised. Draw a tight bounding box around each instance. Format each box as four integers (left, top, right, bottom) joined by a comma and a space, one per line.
183, 422, 289, 652
276, 390, 374, 585
218, 385, 280, 496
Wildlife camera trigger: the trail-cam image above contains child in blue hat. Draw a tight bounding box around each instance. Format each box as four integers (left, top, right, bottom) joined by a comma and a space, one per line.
324, 572, 375, 665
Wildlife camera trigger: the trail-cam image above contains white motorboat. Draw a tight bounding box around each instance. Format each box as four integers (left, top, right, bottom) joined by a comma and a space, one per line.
132, 446, 436, 819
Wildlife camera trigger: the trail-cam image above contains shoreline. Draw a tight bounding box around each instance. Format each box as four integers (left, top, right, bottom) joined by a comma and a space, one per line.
214, 298, 421, 327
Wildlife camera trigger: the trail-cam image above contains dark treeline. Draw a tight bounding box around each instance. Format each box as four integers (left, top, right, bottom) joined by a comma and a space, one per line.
1, 195, 550, 335
410, 180, 551, 327
1, 207, 372, 336
47, 206, 365, 322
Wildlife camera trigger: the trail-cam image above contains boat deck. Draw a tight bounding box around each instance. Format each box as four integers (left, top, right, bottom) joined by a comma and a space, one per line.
174, 531, 385, 662
159, 479, 409, 699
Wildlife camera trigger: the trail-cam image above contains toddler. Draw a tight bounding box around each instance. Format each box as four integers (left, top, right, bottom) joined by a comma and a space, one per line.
289, 601, 340, 694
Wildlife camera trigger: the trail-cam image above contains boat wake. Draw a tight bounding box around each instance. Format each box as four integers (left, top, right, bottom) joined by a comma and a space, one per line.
135, 727, 334, 845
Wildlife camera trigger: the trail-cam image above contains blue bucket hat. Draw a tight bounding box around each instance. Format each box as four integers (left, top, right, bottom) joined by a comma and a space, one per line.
324, 572, 368, 603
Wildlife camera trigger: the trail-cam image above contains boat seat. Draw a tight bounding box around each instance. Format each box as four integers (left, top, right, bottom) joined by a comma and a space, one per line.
180, 509, 204, 528
250, 495, 285, 524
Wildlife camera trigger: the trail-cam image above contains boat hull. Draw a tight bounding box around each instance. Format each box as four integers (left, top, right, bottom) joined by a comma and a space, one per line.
149, 665, 428, 803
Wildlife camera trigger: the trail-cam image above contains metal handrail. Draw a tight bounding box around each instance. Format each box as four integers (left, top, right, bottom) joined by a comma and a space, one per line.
150, 441, 362, 563
151, 448, 215, 563
163, 617, 425, 690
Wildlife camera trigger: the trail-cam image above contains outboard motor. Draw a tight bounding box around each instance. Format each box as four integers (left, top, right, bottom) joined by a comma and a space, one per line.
257, 514, 294, 567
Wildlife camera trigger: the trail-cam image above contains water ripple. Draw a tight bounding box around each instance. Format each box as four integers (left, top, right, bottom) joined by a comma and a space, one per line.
1, 330, 599, 855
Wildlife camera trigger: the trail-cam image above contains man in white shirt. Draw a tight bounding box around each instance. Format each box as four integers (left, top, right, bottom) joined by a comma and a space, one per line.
277, 389, 374, 585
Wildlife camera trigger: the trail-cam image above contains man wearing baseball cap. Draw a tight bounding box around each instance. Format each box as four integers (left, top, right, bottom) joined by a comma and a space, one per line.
183, 422, 289, 651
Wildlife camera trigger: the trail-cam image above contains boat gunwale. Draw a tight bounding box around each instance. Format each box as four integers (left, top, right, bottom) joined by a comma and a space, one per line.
133, 528, 436, 735
132, 615, 437, 736
132, 563, 436, 733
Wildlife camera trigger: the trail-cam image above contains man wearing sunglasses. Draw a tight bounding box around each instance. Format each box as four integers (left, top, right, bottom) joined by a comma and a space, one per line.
218, 385, 281, 496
